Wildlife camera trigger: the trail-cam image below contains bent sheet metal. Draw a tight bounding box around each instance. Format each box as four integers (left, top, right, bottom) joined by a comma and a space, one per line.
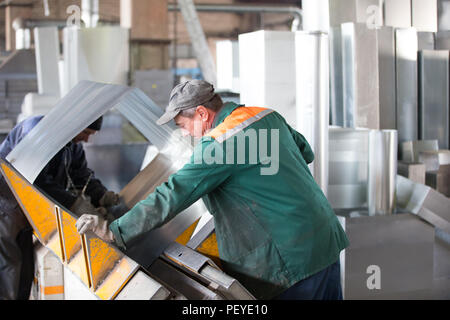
1, 81, 227, 298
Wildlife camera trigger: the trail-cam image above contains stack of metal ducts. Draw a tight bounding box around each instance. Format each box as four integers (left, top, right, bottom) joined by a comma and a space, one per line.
295, 31, 330, 196
328, 21, 398, 214
400, 140, 450, 196
311, 0, 450, 299
0, 50, 37, 125
239, 29, 330, 196
328, 0, 450, 216
17, 27, 60, 122
328, 128, 398, 215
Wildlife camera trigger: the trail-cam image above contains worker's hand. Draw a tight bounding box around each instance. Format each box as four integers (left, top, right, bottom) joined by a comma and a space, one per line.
95, 206, 108, 218
75, 214, 115, 243
99, 191, 120, 208
70, 196, 98, 218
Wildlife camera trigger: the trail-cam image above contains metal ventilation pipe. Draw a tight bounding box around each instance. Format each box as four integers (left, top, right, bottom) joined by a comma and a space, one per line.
168, 3, 303, 31
12, 18, 31, 50
82, 0, 99, 28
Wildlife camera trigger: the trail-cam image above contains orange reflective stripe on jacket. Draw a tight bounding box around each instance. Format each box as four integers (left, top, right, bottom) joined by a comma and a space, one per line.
207, 107, 274, 143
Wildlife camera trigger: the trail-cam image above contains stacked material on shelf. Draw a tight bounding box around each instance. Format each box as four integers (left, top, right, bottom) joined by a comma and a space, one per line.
328, 127, 397, 215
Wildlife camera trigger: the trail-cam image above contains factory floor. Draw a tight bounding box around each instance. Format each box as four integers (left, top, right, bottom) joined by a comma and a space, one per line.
433, 228, 450, 299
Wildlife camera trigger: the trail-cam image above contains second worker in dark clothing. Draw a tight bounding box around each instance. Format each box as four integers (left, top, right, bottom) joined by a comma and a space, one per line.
0, 115, 119, 300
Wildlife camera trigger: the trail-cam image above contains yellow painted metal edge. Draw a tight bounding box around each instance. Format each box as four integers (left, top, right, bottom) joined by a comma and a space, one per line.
1, 160, 59, 244
83, 234, 123, 291
175, 218, 200, 246
1, 160, 45, 242
95, 258, 140, 300
196, 232, 222, 269
67, 249, 91, 288
54, 206, 66, 262
59, 209, 83, 264
0, 160, 129, 297
81, 234, 93, 289
1, 159, 220, 300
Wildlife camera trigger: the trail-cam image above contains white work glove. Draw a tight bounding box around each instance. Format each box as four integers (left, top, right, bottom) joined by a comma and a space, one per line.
99, 191, 120, 208
75, 214, 115, 243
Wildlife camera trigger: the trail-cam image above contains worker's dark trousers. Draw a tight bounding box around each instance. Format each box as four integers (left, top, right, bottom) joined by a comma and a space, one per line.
0, 210, 34, 300
275, 260, 343, 300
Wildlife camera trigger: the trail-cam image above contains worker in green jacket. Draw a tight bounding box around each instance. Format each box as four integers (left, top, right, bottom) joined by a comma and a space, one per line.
76, 80, 349, 300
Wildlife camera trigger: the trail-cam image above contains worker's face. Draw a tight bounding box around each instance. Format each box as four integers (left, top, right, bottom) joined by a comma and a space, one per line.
72, 128, 97, 143
174, 106, 214, 138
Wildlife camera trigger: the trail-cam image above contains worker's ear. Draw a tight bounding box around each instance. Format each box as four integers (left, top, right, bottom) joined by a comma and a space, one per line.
196, 105, 209, 121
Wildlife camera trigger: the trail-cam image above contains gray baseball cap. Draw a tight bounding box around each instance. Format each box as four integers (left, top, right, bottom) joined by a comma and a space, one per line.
156, 80, 215, 125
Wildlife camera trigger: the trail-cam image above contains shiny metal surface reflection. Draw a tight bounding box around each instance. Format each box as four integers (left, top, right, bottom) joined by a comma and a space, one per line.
368, 130, 398, 215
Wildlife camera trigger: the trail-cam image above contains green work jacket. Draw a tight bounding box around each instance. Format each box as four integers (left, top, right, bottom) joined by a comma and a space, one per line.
110, 102, 349, 299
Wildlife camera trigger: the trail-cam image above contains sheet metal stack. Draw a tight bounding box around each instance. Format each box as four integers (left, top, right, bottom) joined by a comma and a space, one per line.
238, 30, 297, 128
328, 20, 398, 214
368, 130, 398, 215
216, 40, 240, 93
328, 0, 383, 28
295, 31, 330, 196
62, 26, 129, 96
320, 0, 450, 299
328, 0, 450, 215
0, 50, 37, 125
18, 27, 61, 122
384, 0, 412, 28
377, 27, 397, 130
328, 128, 369, 209
418, 50, 449, 149
328, 128, 398, 214
395, 28, 419, 145
400, 140, 450, 197
239, 30, 330, 195
341, 23, 380, 129
329, 27, 344, 127
330, 24, 397, 131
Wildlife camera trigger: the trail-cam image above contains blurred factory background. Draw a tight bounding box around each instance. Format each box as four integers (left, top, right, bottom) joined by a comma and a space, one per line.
0, 0, 449, 300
